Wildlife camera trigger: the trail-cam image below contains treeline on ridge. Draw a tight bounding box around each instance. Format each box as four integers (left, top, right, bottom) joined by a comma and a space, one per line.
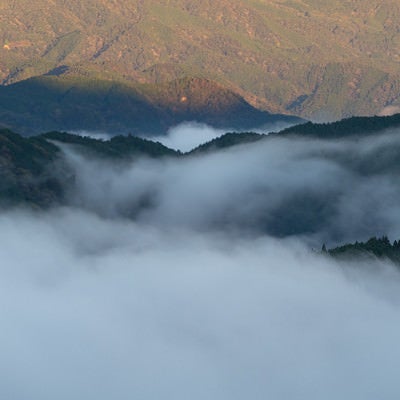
325, 236, 400, 265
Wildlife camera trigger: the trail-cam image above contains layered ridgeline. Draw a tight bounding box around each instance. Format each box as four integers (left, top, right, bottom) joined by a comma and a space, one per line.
1, 0, 400, 121
0, 76, 301, 136
3, 113, 400, 246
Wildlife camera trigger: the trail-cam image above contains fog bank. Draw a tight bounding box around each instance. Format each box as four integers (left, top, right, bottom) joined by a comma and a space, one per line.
1, 208, 400, 399
4, 125, 400, 399
148, 121, 294, 152
150, 122, 227, 152
63, 129, 400, 246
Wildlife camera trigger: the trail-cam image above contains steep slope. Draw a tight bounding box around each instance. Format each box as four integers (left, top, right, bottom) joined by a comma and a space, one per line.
0, 129, 64, 207
0, 75, 301, 135
1, 0, 400, 119
0, 128, 179, 207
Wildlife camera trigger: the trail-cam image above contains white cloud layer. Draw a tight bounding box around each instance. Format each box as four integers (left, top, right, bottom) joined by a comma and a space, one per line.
3, 126, 400, 399
1, 209, 400, 399
64, 128, 400, 245
150, 122, 227, 152
148, 121, 292, 152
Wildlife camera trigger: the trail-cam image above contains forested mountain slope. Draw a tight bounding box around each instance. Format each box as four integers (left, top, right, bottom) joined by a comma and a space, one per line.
0, 75, 301, 135
3, 112, 400, 211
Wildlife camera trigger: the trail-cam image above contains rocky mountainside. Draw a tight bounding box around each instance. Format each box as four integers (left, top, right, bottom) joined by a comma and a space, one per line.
1, 0, 400, 120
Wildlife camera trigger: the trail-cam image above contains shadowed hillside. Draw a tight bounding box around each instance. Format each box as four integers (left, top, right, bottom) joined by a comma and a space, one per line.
0, 75, 301, 135
0, 129, 179, 207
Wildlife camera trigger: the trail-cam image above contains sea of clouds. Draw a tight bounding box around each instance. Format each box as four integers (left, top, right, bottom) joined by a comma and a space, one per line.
2, 124, 400, 399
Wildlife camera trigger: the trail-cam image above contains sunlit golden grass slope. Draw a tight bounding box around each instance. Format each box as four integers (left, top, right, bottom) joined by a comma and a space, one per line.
1, 0, 400, 119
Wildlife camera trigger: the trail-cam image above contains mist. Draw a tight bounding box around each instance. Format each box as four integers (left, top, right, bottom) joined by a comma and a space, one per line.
2, 208, 400, 399
70, 121, 294, 152
147, 121, 294, 152
63, 127, 400, 246
3, 125, 400, 399
150, 122, 227, 151
71, 130, 113, 141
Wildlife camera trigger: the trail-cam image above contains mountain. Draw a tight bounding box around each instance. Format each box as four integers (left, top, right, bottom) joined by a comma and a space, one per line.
3, 113, 400, 210
0, 129, 64, 207
189, 132, 264, 154
1, 0, 400, 120
0, 75, 302, 136
273, 113, 400, 139
191, 113, 400, 153
0, 129, 178, 207
326, 236, 400, 265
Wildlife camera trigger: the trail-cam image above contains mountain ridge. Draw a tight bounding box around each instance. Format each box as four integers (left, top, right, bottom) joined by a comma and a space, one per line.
0, 75, 302, 135
2, 0, 400, 119
2, 112, 400, 209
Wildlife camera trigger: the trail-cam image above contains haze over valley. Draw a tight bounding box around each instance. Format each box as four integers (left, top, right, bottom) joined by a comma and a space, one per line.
2, 117, 400, 397
2, 1, 400, 399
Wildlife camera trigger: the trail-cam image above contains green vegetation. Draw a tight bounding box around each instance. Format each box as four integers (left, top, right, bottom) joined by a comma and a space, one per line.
191, 113, 400, 155
0, 128, 179, 208
41, 131, 179, 158
1, 0, 400, 119
0, 129, 63, 208
326, 236, 400, 265
2, 112, 400, 210
274, 114, 400, 139
189, 132, 264, 154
